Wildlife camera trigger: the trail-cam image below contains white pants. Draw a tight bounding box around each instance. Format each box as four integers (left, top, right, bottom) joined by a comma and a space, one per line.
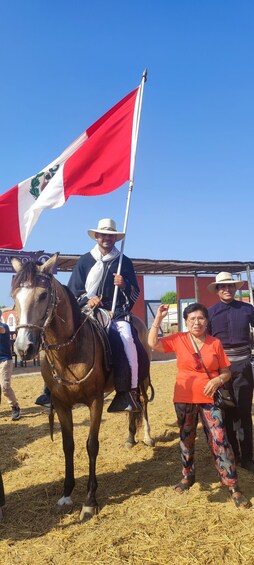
113, 320, 138, 389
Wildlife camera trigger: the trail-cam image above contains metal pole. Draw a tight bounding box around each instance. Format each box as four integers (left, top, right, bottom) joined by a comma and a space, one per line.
194, 273, 199, 302
237, 273, 243, 301
246, 265, 254, 305
111, 70, 147, 316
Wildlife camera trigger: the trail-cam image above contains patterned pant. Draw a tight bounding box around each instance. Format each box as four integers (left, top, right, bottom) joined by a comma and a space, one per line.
174, 402, 237, 487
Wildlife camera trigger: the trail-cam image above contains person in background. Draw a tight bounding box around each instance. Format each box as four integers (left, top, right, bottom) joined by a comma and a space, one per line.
0, 310, 21, 420
68, 218, 141, 412
207, 272, 254, 473
148, 302, 251, 509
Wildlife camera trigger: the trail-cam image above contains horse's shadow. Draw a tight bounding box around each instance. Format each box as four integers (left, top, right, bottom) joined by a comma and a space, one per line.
0, 410, 94, 475
1, 429, 250, 541
0, 442, 177, 540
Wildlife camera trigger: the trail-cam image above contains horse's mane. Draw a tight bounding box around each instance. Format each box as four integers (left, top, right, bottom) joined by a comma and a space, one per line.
62, 285, 82, 326
11, 261, 43, 292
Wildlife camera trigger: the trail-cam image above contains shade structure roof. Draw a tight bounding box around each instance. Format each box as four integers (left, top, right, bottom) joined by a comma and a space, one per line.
56, 255, 254, 276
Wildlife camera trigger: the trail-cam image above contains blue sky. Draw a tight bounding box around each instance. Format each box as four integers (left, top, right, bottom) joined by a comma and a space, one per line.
1, 1, 254, 305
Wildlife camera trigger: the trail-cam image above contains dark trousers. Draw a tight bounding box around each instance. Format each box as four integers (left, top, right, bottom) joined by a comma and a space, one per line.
0, 470, 5, 507
225, 359, 253, 462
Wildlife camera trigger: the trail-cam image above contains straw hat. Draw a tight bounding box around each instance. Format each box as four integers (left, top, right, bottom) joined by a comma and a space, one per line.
207, 272, 244, 294
88, 218, 125, 242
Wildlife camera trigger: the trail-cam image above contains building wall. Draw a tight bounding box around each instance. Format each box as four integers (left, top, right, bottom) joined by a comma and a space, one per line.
176, 276, 249, 307
132, 275, 145, 321
1, 309, 17, 331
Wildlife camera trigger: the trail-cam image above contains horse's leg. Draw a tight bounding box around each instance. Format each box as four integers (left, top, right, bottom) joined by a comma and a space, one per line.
125, 381, 154, 448
79, 395, 103, 521
125, 412, 138, 448
141, 393, 155, 447
53, 400, 75, 507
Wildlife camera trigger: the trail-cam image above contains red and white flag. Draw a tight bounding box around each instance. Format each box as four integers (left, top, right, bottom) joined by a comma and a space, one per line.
0, 87, 140, 249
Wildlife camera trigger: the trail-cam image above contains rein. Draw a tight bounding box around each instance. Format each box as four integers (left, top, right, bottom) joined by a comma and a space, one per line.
41, 312, 90, 352
45, 318, 97, 386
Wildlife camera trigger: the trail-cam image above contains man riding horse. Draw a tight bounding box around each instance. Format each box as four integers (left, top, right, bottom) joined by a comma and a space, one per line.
12, 250, 153, 518
68, 218, 142, 413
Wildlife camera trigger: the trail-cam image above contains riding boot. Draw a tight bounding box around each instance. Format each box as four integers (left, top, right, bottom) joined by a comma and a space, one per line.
107, 388, 142, 413
35, 386, 51, 408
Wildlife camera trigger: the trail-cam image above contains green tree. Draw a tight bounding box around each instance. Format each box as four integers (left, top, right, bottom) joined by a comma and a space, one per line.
160, 291, 177, 304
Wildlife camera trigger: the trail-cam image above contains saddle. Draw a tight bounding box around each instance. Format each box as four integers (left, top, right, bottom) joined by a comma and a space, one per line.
82, 307, 149, 392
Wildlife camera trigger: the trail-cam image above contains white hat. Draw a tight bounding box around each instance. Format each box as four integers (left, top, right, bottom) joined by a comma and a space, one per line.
207, 272, 244, 294
88, 218, 125, 242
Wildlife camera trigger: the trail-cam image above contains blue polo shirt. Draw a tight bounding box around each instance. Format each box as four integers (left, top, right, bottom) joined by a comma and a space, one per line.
207, 300, 254, 348
0, 323, 12, 361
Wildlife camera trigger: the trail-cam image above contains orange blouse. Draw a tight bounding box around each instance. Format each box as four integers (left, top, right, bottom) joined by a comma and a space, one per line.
161, 332, 230, 404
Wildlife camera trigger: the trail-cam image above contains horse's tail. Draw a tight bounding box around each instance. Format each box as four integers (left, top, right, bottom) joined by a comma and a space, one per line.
140, 373, 155, 403
49, 406, 55, 441
145, 365, 155, 402
147, 381, 155, 402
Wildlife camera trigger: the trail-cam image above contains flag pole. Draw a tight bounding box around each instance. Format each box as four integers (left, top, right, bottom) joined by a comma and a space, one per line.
111, 69, 147, 316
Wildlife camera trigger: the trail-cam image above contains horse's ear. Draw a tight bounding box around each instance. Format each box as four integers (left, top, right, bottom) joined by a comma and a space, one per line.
39, 253, 59, 275
11, 258, 23, 273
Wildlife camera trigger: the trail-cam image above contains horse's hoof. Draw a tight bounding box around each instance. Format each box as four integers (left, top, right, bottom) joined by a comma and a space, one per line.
79, 504, 99, 522
57, 495, 73, 507
124, 440, 137, 449
143, 437, 155, 447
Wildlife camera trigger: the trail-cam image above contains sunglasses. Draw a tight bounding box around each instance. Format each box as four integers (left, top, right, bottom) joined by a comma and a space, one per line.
192, 352, 202, 371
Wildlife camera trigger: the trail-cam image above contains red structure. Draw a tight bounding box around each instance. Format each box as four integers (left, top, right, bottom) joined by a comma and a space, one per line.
132, 275, 145, 320
176, 276, 249, 308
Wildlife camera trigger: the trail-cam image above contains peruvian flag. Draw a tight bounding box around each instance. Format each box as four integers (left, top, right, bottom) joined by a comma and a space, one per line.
0, 87, 140, 249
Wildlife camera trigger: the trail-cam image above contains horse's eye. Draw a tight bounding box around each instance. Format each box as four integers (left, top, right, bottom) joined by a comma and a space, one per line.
39, 292, 48, 301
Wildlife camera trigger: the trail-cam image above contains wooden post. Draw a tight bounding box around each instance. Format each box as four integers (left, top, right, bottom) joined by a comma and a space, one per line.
194, 273, 199, 302
246, 265, 254, 305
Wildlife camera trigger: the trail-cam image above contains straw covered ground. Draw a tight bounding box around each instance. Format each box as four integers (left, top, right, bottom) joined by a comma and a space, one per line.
1, 363, 254, 565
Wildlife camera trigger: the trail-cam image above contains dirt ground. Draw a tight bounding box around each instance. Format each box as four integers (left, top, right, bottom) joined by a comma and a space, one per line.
0, 362, 254, 565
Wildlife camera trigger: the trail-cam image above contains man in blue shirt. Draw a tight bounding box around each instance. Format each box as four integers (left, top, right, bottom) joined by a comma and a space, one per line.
68, 218, 141, 412
0, 311, 21, 420
207, 272, 254, 472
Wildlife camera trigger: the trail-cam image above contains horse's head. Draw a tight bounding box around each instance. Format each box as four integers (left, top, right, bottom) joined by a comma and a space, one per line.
11, 254, 58, 360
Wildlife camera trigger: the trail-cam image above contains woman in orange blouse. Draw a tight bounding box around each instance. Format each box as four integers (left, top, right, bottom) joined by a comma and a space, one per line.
148, 302, 251, 509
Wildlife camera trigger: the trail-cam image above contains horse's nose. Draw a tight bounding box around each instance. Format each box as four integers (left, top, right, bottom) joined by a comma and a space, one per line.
15, 342, 38, 360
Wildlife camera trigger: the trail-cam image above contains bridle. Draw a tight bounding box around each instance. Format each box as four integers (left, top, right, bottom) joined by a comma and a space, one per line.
13, 272, 97, 385
15, 273, 57, 336
14, 273, 88, 347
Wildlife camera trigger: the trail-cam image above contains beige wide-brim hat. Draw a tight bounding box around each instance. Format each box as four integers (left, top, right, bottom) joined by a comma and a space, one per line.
88, 218, 125, 242
208, 271, 244, 294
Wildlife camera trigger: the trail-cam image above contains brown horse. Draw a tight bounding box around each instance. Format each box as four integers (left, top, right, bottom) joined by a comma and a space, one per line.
11, 254, 154, 520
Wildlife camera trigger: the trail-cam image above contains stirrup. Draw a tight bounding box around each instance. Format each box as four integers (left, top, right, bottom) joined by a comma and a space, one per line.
107, 391, 142, 413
